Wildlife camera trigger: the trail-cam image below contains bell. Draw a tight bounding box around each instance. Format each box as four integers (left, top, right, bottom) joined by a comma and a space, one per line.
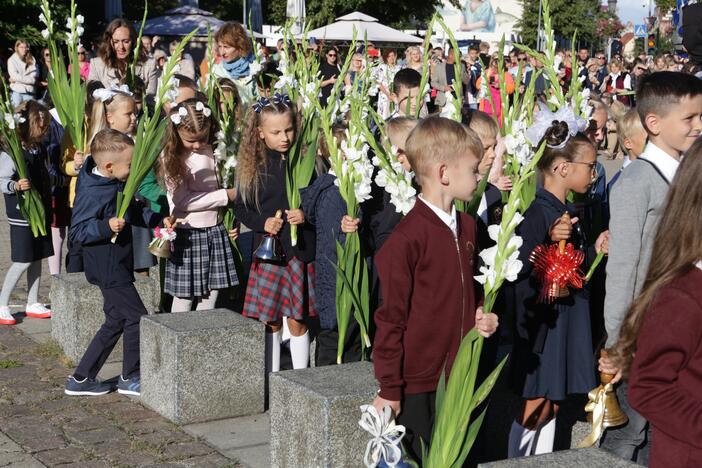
587, 351, 629, 429
253, 209, 285, 263
149, 240, 172, 259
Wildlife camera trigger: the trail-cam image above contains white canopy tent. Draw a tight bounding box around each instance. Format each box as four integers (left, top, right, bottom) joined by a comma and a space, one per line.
304, 12, 423, 43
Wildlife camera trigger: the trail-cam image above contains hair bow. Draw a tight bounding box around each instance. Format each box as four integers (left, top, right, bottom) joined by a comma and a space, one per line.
92, 84, 132, 102
525, 106, 588, 148
170, 106, 188, 125
271, 92, 292, 107
252, 96, 271, 113
195, 100, 212, 118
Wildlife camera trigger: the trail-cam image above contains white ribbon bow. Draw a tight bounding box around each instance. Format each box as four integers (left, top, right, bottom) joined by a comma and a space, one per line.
92, 84, 132, 102
525, 105, 588, 147
358, 405, 406, 468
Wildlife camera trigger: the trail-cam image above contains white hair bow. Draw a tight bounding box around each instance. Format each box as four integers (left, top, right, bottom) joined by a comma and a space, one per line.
195, 100, 211, 118
525, 105, 588, 148
92, 84, 133, 102
170, 106, 188, 125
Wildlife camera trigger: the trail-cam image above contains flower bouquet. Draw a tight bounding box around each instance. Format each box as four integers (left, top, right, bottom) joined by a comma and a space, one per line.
0, 84, 47, 237
148, 226, 177, 258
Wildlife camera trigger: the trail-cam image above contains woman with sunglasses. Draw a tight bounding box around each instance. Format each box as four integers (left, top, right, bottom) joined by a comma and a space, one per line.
319, 47, 341, 106
36, 47, 52, 102
67, 46, 90, 82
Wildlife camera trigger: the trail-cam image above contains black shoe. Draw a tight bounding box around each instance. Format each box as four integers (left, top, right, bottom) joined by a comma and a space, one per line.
64, 376, 113, 396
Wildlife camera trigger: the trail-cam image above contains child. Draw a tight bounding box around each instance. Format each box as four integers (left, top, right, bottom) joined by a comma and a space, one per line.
160, 99, 239, 312
300, 125, 359, 366
508, 119, 607, 457
607, 108, 646, 192
609, 140, 702, 467
389, 68, 426, 119
233, 94, 316, 372
371, 117, 498, 461
65, 129, 161, 396
0, 100, 54, 325
600, 72, 702, 463
88, 86, 137, 143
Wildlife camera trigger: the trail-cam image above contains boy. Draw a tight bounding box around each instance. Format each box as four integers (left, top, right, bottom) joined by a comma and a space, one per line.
65, 129, 161, 397
601, 72, 702, 463
390, 68, 425, 118
607, 108, 647, 192
371, 117, 499, 460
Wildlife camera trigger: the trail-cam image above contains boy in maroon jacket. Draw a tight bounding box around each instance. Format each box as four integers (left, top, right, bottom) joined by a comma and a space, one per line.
371, 117, 499, 460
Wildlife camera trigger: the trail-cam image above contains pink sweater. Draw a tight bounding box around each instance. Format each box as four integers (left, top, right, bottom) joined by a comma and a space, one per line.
166, 147, 228, 229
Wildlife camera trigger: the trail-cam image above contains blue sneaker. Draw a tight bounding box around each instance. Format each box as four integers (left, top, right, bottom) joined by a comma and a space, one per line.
117, 375, 140, 396
64, 376, 113, 396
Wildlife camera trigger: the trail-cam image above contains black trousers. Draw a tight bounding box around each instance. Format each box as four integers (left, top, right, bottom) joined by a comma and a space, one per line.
65, 239, 84, 273
314, 318, 363, 367
397, 391, 436, 463
75, 284, 146, 379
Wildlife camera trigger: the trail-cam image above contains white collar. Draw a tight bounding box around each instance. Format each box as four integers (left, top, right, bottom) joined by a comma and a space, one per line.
696, 261, 702, 271
638, 142, 680, 183
418, 195, 457, 237
92, 166, 107, 178
622, 156, 633, 169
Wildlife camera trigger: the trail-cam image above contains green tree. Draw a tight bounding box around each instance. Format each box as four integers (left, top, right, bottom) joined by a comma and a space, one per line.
517, 0, 601, 49
0, 0, 68, 50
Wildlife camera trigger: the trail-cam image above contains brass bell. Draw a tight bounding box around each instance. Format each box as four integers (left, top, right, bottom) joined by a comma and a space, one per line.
587, 351, 629, 429
254, 210, 285, 263
148, 239, 172, 259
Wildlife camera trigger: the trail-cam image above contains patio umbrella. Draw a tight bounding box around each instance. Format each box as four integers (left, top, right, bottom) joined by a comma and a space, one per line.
304, 12, 422, 43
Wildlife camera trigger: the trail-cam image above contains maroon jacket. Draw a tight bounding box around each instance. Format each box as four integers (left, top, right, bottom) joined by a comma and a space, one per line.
629, 267, 702, 468
373, 199, 479, 401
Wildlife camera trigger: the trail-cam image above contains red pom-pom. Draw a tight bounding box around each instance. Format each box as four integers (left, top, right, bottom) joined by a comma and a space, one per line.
530, 242, 585, 303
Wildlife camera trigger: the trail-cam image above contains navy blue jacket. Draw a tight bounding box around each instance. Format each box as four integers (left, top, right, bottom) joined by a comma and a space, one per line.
300, 173, 347, 329
69, 156, 161, 289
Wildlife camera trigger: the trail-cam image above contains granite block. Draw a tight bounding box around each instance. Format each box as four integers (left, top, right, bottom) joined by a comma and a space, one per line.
50, 273, 160, 364
478, 448, 638, 467
269, 361, 377, 468
140, 309, 265, 424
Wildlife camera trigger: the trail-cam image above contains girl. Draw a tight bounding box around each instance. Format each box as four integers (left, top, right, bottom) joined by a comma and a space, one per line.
507, 119, 607, 457
608, 140, 702, 468
88, 18, 158, 96
7, 40, 37, 109
601, 58, 632, 106
233, 95, 316, 372
0, 101, 54, 324
160, 99, 239, 312
477, 54, 515, 124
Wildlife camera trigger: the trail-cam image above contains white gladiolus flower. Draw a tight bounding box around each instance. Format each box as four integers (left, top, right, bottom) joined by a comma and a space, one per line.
76, 14, 84, 24
76, 26, 84, 37
41, 29, 50, 40
249, 60, 262, 76
39, 13, 48, 25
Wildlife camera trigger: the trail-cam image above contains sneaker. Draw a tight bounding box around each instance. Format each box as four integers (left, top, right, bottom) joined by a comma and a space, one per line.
0, 306, 16, 325
117, 375, 141, 396
64, 376, 113, 396
25, 303, 51, 319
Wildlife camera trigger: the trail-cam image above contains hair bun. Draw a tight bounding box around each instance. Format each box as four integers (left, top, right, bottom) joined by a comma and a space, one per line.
543, 120, 570, 148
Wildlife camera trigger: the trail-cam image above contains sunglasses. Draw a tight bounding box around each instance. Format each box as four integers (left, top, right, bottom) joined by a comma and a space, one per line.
328, 53, 337, 57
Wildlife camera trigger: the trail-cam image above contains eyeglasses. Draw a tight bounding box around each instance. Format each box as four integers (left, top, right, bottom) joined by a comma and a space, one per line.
597, 56, 606, 60
328, 53, 337, 57
570, 161, 597, 172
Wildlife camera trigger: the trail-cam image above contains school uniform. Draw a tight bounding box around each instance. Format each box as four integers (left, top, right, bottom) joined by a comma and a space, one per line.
509, 189, 596, 401
0, 148, 54, 263
69, 157, 161, 379
628, 266, 702, 468
233, 149, 316, 322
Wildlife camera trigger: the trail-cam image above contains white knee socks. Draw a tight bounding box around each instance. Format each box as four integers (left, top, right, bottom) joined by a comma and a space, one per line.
196, 290, 218, 310
534, 417, 556, 455
289, 331, 310, 369
508, 420, 537, 458
266, 330, 282, 373
171, 297, 193, 313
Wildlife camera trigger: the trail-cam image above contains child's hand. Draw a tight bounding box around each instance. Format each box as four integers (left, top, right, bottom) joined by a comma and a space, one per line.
495, 176, 513, 191
109, 217, 126, 233
598, 355, 622, 384
163, 216, 177, 229
341, 215, 360, 234
285, 209, 305, 225
494, 138, 506, 160
596, 230, 609, 255
264, 216, 284, 235
549, 214, 577, 242
228, 226, 240, 241
372, 395, 401, 418
226, 188, 237, 202
16, 179, 31, 191
474, 307, 499, 338
73, 151, 85, 169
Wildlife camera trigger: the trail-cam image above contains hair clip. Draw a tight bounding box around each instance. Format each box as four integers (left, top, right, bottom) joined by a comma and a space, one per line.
195, 101, 212, 118
170, 106, 188, 125
252, 96, 271, 113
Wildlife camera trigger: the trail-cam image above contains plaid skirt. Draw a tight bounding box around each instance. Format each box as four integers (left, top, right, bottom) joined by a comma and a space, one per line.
165, 224, 239, 298
243, 258, 317, 323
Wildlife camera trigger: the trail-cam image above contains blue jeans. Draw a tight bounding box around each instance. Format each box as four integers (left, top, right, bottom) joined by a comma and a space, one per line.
600, 381, 650, 465
10, 91, 33, 109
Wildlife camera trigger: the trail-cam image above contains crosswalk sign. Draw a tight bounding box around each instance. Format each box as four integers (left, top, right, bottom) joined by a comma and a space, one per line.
634, 24, 647, 37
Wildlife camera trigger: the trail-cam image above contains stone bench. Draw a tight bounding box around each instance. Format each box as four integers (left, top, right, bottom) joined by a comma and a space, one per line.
140, 309, 265, 425
269, 361, 377, 468
478, 447, 638, 467
50, 273, 160, 365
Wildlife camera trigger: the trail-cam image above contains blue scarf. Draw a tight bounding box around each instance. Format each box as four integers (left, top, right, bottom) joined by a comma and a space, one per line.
222, 53, 255, 79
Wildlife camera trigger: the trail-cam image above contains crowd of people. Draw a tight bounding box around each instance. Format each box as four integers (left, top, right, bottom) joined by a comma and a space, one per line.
2, 16, 702, 467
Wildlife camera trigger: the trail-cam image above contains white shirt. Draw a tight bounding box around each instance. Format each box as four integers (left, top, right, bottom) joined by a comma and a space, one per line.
608, 72, 632, 90
696, 261, 702, 271
418, 195, 457, 238
638, 142, 680, 183
622, 156, 632, 169
92, 166, 107, 178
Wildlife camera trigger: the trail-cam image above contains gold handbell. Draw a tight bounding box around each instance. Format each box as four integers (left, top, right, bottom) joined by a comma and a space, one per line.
149, 240, 172, 259
587, 368, 628, 429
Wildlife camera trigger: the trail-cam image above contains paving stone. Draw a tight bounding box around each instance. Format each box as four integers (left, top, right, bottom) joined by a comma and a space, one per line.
34, 446, 91, 465
64, 426, 128, 445
141, 310, 266, 424
161, 442, 215, 460
88, 440, 160, 466
177, 452, 235, 467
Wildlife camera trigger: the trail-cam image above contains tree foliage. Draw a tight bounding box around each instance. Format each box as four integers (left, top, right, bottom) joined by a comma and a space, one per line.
517, 0, 602, 49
